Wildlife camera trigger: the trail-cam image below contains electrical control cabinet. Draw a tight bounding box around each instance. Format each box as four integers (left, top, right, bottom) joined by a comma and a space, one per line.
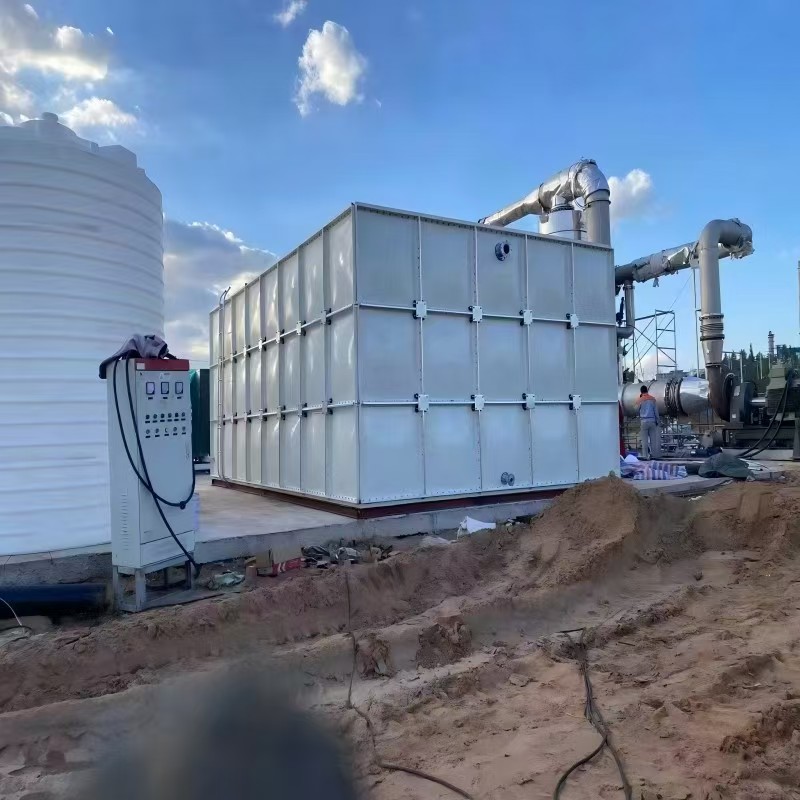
107, 358, 195, 571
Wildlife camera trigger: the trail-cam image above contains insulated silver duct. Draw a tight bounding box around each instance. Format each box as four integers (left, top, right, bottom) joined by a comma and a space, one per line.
620, 376, 709, 420
698, 219, 753, 421
614, 239, 753, 285
479, 159, 611, 246
615, 218, 753, 421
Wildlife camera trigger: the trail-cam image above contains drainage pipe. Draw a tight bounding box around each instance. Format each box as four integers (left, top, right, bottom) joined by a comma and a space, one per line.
0, 584, 108, 618
479, 159, 611, 246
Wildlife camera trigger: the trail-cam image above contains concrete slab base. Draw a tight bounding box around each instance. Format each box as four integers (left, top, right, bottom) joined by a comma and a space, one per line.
0, 474, 734, 585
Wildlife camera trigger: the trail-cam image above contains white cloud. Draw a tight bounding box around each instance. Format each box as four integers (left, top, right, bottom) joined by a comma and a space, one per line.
295, 21, 366, 116
163, 220, 276, 364
608, 168, 654, 223
106, 27, 114, 36
0, 1, 133, 135
0, 73, 34, 114
61, 97, 137, 132
274, 0, 307, 27
0, 5, 109, 81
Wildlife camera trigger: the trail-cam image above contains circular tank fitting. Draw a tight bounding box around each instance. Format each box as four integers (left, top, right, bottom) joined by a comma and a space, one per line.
495, 241, 510, 261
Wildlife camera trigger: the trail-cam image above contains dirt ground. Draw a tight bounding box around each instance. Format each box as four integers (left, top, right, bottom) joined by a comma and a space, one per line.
2, 476, 800, 799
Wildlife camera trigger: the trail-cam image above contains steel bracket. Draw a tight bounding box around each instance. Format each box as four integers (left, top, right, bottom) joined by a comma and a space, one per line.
470, 305, 483, 323
414, 300, 427, 319
415, 393, 429, 412
570, 394, 582, 411
472, 394, 485, 411
520, 309, 533, 326
566, 313, 579, 329
523, 392, 536, 410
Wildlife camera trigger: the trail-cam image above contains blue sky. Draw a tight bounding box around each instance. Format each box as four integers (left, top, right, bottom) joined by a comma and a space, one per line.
3, 0, 800, 369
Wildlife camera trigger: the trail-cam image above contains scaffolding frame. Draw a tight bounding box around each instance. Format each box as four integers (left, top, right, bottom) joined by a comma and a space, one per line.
624, 309, 677, 380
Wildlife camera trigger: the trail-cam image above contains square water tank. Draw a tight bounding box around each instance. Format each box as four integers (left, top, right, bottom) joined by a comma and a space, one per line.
209, 204, 619, 507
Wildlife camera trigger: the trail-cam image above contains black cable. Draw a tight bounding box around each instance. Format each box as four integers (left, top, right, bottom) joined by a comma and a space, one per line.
554, 631, 632, 800
343, 572, 474, 800
741, 408, 787, 458
111, 358, 199, 575
739, 369, 796, 459
114, 358, 196, 507
738, 380, 788, 458
124, 357, 196, 506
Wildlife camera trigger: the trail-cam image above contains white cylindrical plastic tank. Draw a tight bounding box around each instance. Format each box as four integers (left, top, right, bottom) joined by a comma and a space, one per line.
0, 113, 163, 555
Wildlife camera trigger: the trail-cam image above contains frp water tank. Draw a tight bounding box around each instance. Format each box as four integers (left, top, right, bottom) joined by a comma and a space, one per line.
0, 113, 163, 555
210, 204, 618, 508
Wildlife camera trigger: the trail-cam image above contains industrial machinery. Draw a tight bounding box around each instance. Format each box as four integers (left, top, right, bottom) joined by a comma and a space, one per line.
621, 363, 800, 455
104, 352, 196, 611
724, 363, 800, 450
615, 219, 755, 422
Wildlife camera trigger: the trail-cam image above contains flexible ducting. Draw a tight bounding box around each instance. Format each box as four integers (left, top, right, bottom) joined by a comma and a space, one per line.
479, 159, 611, 246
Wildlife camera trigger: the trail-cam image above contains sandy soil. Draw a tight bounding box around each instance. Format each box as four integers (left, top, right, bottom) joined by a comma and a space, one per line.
2, 477, 800, 799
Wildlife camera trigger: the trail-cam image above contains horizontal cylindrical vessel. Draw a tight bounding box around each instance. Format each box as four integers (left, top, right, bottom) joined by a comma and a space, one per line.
620, 376, 710, 419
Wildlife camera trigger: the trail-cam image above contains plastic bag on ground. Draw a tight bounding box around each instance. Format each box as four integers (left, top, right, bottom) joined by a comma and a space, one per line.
456, 516, 497, 538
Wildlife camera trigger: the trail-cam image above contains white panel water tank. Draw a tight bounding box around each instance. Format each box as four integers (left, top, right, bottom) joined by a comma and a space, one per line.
0, 113, 163, 555
210, 204, 619, 509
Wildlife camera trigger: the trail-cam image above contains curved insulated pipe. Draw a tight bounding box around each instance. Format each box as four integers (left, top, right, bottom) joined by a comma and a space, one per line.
698, 219, 753, 421
479, 159, 611, 246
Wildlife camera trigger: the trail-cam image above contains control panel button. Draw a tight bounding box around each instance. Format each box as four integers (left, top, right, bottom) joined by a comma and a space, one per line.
161, 381, 169, 395
175, 381, 184, 395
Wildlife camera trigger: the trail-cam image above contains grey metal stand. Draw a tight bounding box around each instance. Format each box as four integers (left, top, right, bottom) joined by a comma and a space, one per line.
112, 557, 194, 612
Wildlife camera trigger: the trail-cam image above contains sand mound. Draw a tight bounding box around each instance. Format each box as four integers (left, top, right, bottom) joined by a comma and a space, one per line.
3, 477, 800, 714
510, 477, 696, 588
721, 699, 800, 752
691, 482, 800, 555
